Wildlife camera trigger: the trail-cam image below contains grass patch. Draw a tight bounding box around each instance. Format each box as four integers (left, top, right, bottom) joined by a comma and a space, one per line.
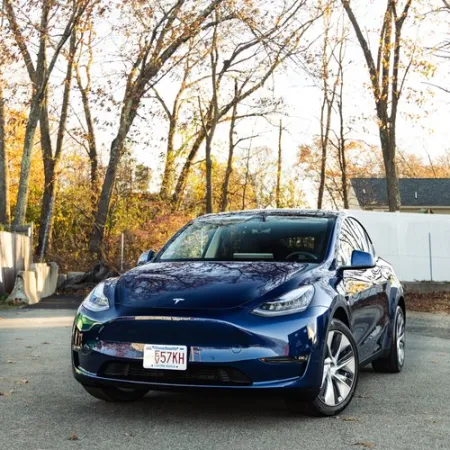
0, 294, 25, 309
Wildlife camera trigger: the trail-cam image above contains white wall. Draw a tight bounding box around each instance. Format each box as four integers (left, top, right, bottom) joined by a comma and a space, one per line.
350, 210, 450, 282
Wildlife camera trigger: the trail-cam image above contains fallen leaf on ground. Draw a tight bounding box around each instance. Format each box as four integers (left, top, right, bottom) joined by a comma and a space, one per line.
356, 394, 372, 399
25, 346, 33, 349
42, 341, 49, 345
7, 360, 15, 364
16, 379, 29, 385
353, 442, 375, 449
68, 433, 79, 441
342, 416, 360, 422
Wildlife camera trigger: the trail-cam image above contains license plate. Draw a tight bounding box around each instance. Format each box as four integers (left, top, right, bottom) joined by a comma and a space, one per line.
143, 344, 187, 371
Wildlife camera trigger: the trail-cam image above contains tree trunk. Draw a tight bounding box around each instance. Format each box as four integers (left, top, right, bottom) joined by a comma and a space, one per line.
205, 19, 219, 215
242, 147, 251, 210
0, 79, 10, 224
76, 68, 98, 193
172, 129, 207, 209
337, 79, 349, 209
13, 95, 42, 225
36, 95, 54, 258
37, 30, 76, 259
342, 0, 403, 211
339, 135, 349, 209
159, 117, 176, 200
205, 140, 213, 214
276, 120, 283, 208
37, 164, 56, 259
220, 87, 238, 212
89, 132, 128, 257
381, 129, 401, 211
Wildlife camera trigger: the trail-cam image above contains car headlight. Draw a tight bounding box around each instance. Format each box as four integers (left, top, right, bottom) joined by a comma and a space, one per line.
82, 282, 110, 312
252, 285, 314, 317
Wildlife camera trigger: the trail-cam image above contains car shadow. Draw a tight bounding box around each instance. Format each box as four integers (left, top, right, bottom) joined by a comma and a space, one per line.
70, 370, 378, 423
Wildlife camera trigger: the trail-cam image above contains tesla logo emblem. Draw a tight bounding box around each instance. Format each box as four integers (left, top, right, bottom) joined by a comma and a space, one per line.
173, 298, 185, 305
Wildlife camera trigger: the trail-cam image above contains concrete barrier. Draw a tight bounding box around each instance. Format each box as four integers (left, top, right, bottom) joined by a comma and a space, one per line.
5, 262, 59, 305
32, 262, 59, 299
6, 271, 39, 305
0, 231, 32, 294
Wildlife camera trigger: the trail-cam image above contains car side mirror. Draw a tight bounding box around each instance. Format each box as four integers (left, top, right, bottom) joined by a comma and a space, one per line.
339, 250, 375, 272
137, 250, 156, 266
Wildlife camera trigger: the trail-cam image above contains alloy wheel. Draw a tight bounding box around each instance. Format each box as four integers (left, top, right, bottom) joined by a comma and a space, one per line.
396, 309, 406, 366
320, 330, 356, 407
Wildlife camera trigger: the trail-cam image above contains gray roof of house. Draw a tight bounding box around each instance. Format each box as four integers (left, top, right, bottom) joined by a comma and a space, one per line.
351, 178, 450, 208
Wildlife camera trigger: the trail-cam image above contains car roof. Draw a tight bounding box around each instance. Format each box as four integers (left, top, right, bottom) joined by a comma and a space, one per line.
197, 209, 347, 221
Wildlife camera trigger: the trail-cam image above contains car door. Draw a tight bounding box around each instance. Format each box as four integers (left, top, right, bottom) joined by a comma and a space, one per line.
348, 218, 390, 357
336, 218, 381, 362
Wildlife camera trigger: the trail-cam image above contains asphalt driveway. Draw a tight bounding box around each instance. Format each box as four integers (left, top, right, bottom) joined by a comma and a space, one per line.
1, 308, 449, 450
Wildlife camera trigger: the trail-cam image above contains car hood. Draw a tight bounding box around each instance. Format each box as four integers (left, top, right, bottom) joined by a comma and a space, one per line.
116, 261, 311, 310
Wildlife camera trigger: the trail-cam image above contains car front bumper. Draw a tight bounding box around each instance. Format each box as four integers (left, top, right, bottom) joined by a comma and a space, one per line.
72, 306, 330, 395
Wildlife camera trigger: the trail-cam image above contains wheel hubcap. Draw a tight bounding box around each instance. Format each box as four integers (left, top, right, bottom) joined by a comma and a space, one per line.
320, 330, 356, 407
396, 309, 406, 366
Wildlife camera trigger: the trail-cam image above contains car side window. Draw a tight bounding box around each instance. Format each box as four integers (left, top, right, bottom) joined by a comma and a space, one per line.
348, 218, 374, 256
337, 220, 360, 267
161, 224, 215, 260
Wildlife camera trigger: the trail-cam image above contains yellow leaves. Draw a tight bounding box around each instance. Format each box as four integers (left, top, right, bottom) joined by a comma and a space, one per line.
353, 443, 376, 449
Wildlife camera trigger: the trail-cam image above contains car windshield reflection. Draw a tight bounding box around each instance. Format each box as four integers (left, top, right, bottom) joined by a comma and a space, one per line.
158, 216, 335, 263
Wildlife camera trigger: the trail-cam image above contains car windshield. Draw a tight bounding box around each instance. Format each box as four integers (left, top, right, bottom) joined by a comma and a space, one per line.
158, 215, 335, 263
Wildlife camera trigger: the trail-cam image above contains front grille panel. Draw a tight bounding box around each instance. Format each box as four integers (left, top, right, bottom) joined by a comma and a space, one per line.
99, 319, 253, 347
100, 362, 252, 386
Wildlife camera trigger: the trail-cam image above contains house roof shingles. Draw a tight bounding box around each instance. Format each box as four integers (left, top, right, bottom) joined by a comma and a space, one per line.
351, 178, 450, 208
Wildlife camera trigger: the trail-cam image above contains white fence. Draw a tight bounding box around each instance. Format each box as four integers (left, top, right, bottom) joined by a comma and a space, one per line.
351, 210, 450, 282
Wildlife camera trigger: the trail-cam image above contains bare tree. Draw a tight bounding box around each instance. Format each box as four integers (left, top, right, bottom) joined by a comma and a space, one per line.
74, 24, 98, 195
0, 10, 10, 224
172, 1, 317, 209
335, 31, 349, 209
204, 18, 221, 214
276, 120, 283, 208
220, 80, 238, 212
317, 6, 338, 209
3, 0, 93, 226
152, 47, 206, 201
37, 30, 78, 260
342, 0, 414, 211
0, 75, 9, 224
90, 0, 228, 257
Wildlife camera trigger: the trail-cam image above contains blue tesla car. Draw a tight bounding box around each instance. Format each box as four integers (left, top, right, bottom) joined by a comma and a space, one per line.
72, 210, 405, 416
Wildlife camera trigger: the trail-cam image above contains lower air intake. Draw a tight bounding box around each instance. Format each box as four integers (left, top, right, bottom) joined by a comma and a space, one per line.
100, 362, 252, 386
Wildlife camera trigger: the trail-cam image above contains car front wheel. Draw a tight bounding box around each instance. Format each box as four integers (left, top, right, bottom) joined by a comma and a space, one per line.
82, 385, 150, 402
287, 319, 359, 416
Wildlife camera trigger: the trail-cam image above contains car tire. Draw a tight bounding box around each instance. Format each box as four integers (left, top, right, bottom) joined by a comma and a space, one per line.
372, 306, 405, 373
82, 385, 150, 402
286, 319, 359, 417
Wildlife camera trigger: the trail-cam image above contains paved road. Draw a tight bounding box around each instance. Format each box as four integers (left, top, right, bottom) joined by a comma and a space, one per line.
1, 308, 449, 450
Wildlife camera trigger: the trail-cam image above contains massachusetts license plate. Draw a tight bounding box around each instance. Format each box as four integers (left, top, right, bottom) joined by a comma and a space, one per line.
143, 344, 188, 371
